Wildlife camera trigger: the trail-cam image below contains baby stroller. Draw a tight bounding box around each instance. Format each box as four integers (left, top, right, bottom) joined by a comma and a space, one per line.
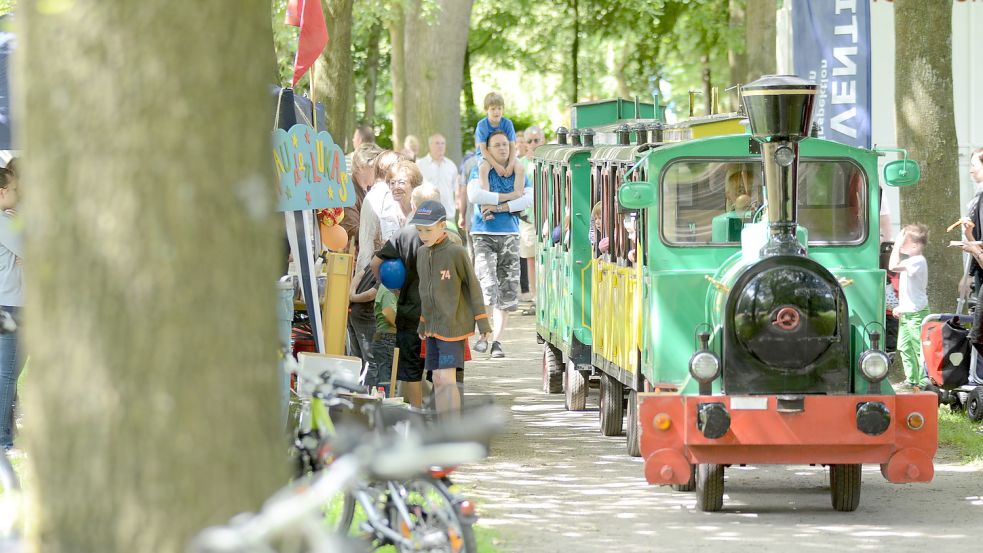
920, 314, 983, 420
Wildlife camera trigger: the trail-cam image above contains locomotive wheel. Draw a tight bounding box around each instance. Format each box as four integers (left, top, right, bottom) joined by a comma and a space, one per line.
626, 389, 641, 457
599, 373, 624, 436
542, 343, 563, 394
829, 464, 862, 512
564, 359, 588, 411
671, 464, 696, 492
967, 387, 983, 422
695, 463, 724, 512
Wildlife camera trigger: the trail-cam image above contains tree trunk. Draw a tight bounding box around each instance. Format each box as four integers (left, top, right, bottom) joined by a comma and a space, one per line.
701, 53, 712, 115
402, 0, 474, 163
363, 22, 382, 125
614, 40, 631, 100
389, 2, 407, 149
463, 44, 475, 113
571, 0, 580, 104
894, 0, 960, 312
745, 0, 776, 82
20, 2, 286, 552
728, 0, 747, 111
314, 0, 355, 150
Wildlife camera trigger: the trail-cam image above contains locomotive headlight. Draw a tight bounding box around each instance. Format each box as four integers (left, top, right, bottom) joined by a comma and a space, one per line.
859, 350, 890, 382
689, 351, 721, 383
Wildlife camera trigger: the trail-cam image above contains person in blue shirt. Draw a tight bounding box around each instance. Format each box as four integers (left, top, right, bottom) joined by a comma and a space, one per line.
467, 131, 533, 359
474, 92, 517, 183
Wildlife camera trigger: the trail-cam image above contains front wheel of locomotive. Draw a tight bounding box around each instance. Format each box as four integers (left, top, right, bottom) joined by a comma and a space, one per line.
626, 389, 641, 457
671, 465, 696, 492
829, 464, 862, 512
696, 464, 725, 512
599, 373, 624, 436
564, 359, 588, 411
542, 343, 563, 394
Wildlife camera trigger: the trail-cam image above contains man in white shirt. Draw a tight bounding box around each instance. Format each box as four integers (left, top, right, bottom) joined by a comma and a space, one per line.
416, 133, 458, 221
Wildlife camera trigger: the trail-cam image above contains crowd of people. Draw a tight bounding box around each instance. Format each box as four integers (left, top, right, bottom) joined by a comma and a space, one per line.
336, 92, 541, 417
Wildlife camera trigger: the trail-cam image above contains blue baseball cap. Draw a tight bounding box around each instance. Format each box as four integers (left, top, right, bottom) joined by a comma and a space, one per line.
409, 200, 447, 227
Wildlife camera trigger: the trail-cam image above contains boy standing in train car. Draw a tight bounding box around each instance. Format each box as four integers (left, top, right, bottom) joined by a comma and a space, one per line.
889, 223, 930, 391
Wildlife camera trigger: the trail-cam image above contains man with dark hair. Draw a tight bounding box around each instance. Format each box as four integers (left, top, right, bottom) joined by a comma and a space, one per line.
352, 125, 375, 150
466, 131, 532, 358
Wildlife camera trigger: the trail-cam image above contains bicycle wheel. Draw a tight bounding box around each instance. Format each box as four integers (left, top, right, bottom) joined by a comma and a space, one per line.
393, 477, 476, 553
335, 491, 356, 533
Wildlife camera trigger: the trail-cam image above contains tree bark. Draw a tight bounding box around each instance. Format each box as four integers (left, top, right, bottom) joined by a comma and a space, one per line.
463, 44, 475, 113
363, 22, 382, 125
20, 1, 286, 552
701, 53, 712, 115
614, 40, 632, 100
571, 0, 580, 104
894, 0, 960, 311
314, 0, 355, 150
744, 0, 775, 83
389, 1, 407, 149
402, 0, 475, 163
728, 0, 747, 111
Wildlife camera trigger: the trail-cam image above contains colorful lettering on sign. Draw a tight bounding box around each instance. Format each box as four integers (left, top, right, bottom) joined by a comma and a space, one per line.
271, 124, 354, 212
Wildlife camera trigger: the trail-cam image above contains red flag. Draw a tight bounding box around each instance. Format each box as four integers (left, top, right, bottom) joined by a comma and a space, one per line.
292, 0, 329, 87
285, 0, 301, 26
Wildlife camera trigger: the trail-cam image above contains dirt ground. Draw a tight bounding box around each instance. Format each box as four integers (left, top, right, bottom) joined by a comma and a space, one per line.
454, 314, 983, 553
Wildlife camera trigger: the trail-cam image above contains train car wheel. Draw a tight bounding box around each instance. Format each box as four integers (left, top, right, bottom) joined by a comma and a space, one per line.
671, 465, 696, 492
696, 464, 724, 512
564, 359, 588, 411
599, 373, 624, 436
829, 464, 862, 512
966, 387, 983, 422
626, 390, 641, 457
542, 343, 563, 394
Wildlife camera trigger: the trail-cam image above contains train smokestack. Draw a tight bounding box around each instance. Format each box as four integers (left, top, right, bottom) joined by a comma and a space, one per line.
741, 75, 816, 256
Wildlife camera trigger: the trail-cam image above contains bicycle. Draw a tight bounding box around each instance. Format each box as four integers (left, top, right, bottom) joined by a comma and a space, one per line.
190, 408, 501, 553
289, 354, 488, 552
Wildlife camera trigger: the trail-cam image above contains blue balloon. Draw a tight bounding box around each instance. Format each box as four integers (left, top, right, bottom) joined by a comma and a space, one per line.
379, 258, 407, 290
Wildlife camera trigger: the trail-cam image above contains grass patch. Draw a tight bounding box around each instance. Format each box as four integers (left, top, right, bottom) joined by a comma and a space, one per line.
937, 407, 983, 464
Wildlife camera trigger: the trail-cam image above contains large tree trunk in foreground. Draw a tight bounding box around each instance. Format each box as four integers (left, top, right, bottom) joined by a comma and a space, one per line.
363, 22, 383, 125
315, 0, 356, 150
745, 0, 776, 82
402, 0, 474, 162
20, 1, 286, 551
894, 0, 960, 311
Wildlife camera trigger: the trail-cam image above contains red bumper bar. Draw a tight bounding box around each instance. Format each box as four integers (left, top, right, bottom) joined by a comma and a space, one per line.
638, 393, 937, 486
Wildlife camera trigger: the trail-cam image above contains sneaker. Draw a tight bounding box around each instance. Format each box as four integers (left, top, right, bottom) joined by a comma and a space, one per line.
474, 337, 488, 353
490, 341, 505, 358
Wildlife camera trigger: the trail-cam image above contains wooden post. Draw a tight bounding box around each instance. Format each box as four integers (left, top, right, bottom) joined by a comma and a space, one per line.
321, 251, 353, 355
389, 347, 400, 398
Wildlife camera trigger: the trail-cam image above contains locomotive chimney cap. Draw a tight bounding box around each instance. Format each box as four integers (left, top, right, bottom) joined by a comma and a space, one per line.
741, 74, 817, 141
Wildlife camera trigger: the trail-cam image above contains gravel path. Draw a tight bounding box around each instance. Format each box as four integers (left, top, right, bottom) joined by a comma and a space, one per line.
454, 313, 983, 552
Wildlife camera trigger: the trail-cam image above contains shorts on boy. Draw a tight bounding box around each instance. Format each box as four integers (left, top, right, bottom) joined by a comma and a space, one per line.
424, 337, 467, 371
396, 329, 424, 382
365, 332, 397, 394
472, 234, 520, 311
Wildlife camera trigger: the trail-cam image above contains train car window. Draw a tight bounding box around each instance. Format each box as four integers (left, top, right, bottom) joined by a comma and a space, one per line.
660, 160, 763, 245
796, 160, 867, 244
613, 165, 630, 261
564, 170, 573, 249
539, 165, 550, 241
551, 166, 563, 245
600, 165, 613, 259
589, 166, 603, 258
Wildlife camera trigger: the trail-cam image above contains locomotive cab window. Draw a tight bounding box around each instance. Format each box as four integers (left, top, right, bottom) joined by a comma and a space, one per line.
661, 160, 763, 244
660, 159, 867, 246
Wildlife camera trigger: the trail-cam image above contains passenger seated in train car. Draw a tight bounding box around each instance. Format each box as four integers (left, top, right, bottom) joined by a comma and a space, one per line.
589, 202, 603, 256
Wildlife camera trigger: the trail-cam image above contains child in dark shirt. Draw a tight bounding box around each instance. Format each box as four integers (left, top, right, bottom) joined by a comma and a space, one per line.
411, 201, 490, 417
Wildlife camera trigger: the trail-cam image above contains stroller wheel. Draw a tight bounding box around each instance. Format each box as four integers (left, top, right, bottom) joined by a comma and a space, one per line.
949, 395, 964, 412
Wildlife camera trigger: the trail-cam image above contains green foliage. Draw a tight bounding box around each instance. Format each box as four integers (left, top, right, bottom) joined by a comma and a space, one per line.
938, 408, 983, 465
0, 1, 14, 16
